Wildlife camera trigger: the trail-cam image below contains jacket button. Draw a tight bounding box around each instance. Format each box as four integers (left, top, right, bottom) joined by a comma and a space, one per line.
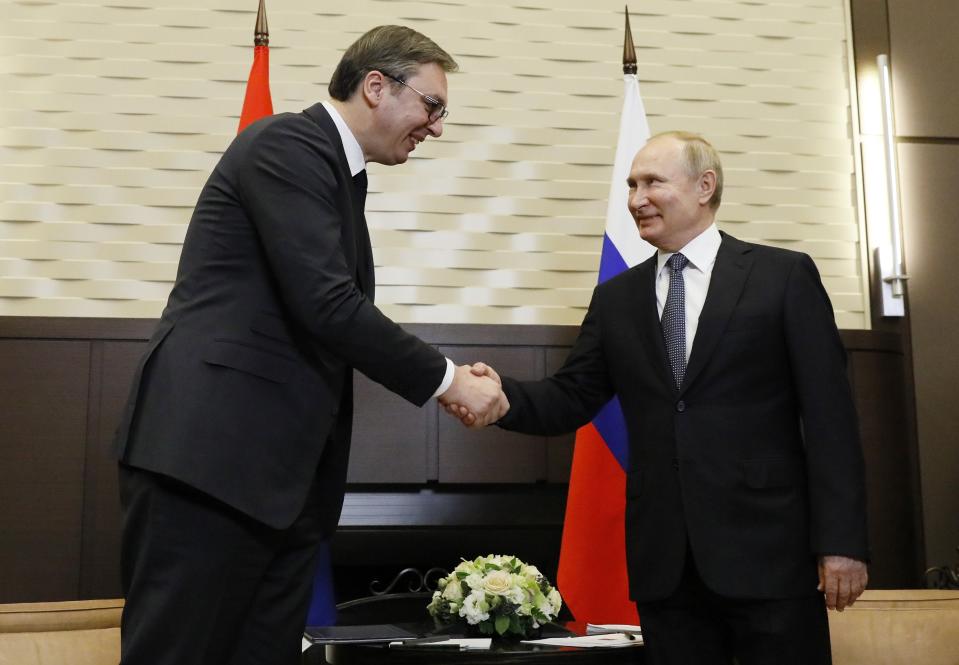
676, 400, 686, 412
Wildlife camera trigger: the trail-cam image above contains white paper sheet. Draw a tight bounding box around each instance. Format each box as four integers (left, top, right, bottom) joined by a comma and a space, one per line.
522, 632, 642, 648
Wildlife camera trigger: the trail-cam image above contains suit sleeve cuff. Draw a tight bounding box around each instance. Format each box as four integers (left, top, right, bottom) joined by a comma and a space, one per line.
431, 358, 455, 398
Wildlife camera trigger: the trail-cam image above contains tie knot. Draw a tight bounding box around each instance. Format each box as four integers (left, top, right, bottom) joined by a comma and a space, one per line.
667, 252, 688, 272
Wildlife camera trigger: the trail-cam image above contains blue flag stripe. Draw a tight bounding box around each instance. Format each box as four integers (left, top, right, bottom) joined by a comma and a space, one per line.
598, 234, 629, 285
592, 396, 629, 472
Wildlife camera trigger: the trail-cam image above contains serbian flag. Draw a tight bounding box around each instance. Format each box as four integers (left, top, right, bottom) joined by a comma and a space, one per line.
237, 0, 273, 134
555, 71, 653, 624
235, 0, 337, 626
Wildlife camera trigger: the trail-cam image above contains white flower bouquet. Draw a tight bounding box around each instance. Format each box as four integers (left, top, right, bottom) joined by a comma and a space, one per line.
427, 554, 563, 638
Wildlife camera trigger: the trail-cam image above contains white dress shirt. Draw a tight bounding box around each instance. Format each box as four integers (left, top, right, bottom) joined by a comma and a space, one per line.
321, 101, 365, 176
655, 223, 722, 364
321, 101, 455, 396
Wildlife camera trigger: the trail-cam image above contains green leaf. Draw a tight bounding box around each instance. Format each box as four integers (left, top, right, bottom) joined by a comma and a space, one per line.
495, 615, 510, 635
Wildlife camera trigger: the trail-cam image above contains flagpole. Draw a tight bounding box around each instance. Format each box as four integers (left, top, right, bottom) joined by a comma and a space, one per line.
254, 0, 269, 47
238, 0, 274, 133
623, 6, 636, 75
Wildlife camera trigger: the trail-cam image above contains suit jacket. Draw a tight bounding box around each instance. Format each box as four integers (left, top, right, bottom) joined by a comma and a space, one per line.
498, 233, 869, 603
113, 104, 447, 530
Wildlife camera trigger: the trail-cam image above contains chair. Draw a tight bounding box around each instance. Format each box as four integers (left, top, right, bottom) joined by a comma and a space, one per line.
0, 598, 123, 665
828, 589, 959, 665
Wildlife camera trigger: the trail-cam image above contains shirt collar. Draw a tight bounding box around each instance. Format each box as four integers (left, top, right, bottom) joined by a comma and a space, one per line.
321, 101, 366, 177
656, 223, 722, 275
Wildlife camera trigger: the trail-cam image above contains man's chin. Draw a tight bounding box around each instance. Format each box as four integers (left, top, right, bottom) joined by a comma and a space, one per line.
373, 153, 407, 166
637, 223, 658, 242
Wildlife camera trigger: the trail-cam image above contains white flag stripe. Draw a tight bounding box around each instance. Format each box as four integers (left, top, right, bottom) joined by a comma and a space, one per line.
604, 74, 655, 269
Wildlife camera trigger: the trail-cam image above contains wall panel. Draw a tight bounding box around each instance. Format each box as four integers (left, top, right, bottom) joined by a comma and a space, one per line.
0, 0, 868, 327
0, 340, 90, 602
0, 319, 922, 600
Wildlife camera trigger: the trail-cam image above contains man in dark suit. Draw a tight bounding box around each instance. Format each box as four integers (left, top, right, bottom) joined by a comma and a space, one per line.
450, 131, 869, 664
113, 25, 506, 665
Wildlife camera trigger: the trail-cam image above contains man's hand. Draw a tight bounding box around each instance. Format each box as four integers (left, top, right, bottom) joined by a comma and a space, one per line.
438, 364, 508, 428
818, 555, 868, 611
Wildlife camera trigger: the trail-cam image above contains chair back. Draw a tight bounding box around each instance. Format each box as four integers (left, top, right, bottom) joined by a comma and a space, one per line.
828, 589, 959, 665
0, 599, 123, 665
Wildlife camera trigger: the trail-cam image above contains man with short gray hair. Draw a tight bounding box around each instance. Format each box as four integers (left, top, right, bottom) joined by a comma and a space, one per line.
452, 131, 869, 665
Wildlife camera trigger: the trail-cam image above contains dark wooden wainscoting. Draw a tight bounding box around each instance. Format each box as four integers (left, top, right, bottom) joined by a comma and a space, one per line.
0, 318, 920, 603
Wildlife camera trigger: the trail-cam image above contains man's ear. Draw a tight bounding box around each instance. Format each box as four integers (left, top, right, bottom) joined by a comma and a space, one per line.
698, 170, 717, 205
362, 70, 387, 108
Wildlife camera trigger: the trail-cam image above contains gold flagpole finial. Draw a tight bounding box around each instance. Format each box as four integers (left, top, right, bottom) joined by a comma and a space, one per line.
623, 6, 637, 75
254, 0, 269, 47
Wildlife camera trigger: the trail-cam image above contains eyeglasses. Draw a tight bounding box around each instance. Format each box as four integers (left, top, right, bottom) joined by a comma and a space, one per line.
382, 72, 449, 123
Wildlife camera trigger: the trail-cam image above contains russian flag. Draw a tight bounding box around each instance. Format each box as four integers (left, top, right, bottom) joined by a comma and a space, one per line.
555, 71, 653, 624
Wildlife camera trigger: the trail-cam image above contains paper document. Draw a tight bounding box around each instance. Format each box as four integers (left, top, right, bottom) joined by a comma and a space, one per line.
390, 637, 492, 650
523, 632, 642, 648
587, 622, 643, 636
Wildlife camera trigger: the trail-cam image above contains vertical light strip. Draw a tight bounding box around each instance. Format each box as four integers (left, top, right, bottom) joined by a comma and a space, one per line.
877, 53, 908, 309
842, 0, 873, 329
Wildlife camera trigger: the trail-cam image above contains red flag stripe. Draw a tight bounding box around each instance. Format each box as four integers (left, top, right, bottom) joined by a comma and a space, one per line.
238, 45, 274, 134
557, 423, 639, 624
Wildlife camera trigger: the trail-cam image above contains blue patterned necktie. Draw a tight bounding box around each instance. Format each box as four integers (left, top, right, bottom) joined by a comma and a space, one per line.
662, 252, 689, 389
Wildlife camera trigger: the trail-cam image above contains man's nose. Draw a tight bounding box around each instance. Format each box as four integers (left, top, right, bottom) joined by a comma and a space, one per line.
427, 117, 444, 138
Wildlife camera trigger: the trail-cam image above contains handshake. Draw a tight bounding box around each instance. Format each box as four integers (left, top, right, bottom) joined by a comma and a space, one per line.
439, 363, 508, 428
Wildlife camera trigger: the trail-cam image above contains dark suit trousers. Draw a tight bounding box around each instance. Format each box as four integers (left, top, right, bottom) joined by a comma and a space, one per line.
118, 464, 327, 665
636, 550, 831, 665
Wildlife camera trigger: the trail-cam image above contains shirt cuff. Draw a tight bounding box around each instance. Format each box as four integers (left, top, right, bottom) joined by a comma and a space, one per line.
431, 358, 455, 398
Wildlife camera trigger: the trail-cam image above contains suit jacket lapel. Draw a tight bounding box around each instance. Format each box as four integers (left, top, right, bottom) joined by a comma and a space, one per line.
303, 103, 374, 299
682, 233, 753, 393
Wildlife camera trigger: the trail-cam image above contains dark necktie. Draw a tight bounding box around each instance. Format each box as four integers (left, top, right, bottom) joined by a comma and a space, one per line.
662, 252, 689, 389
351, 169, 373, 299
352, 169, 368, 209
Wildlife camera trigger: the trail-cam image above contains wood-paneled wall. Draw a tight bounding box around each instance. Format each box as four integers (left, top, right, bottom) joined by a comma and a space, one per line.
0, 318, 920, 603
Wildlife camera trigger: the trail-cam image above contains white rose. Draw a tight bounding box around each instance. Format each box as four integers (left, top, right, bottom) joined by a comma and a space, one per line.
525, 565, 542, 579
442, 581, 463, 602
482, 570, 512, 595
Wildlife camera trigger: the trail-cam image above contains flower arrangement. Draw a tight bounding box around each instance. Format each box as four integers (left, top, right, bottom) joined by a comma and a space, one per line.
427, 554, 563, 638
